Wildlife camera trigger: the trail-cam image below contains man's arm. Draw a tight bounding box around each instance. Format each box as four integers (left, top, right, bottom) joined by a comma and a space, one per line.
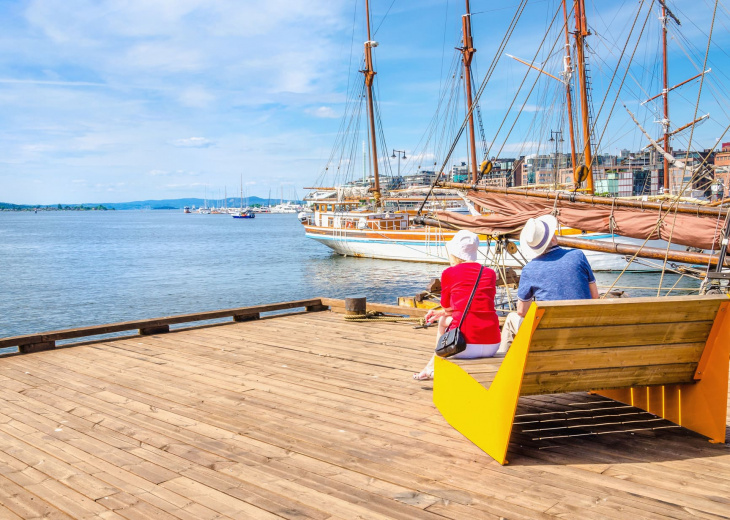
589, 281, 599, 299
516, 299, 531, 317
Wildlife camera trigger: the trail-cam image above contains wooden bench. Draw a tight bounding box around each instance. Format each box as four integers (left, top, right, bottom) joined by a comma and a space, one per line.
433, 295, 730, 465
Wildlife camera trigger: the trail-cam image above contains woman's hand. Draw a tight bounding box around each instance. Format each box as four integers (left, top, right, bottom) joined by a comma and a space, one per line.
425, 309, 443, 324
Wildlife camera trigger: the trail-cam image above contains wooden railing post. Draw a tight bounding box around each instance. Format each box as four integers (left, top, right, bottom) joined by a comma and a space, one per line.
19, 341, 55, 354
233, 313, 260, 322
305, 304, 329, 312
139, 325, 170, 335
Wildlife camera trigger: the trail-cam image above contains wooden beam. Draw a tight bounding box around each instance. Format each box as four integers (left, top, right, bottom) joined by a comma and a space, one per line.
320, 298, 429, 317
0, 299, 325, 350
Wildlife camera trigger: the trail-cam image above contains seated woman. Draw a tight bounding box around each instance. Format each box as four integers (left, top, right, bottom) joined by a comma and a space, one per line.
413, 230, 501, 381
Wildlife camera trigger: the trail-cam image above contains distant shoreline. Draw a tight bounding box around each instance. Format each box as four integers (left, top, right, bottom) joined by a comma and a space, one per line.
1, 205, 114, 212
0, 197, 299, 212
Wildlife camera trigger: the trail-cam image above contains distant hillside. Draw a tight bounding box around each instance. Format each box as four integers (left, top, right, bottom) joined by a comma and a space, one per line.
92, 197, 275, 210
1, 197, 302, 211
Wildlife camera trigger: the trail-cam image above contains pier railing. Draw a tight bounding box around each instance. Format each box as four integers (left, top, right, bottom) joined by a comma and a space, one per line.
0, 297, 427, 355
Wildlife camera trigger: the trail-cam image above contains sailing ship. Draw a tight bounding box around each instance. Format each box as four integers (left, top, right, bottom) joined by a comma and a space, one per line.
301, 0, 500, 265
301, 0, 729, 279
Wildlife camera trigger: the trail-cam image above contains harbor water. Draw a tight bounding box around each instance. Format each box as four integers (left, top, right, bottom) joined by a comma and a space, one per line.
0, 211, 701, 343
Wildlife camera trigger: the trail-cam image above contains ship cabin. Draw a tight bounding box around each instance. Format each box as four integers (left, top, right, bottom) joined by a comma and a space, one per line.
307, 202, 409, 231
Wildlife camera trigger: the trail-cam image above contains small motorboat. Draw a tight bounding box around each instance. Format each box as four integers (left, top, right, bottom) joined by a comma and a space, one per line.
233, 209, 255, 219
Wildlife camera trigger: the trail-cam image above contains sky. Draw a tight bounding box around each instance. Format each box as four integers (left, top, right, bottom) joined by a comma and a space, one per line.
0, 0, 729, 205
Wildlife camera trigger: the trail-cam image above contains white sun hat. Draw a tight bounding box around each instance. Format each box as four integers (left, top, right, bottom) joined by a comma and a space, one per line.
446, 229, 480, 262
519, 214, 558, 258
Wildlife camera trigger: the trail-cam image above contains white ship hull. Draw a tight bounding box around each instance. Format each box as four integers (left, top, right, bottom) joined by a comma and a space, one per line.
304, 225, 690, 272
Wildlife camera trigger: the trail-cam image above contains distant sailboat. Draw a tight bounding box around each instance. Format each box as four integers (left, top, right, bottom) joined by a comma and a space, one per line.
233, 173, 255, 219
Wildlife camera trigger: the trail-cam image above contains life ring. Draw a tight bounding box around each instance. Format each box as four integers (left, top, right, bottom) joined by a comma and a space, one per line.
346, 221, 353, 229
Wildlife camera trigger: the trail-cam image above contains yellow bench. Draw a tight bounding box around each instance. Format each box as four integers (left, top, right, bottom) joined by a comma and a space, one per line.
433, 295, 730, 465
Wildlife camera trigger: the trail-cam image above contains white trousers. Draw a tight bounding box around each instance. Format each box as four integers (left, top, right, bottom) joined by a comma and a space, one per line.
498, 312, 524, 354
451, 342, 501, 359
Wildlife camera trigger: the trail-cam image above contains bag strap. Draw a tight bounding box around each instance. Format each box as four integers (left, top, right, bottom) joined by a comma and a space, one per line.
456, 265, 484, 330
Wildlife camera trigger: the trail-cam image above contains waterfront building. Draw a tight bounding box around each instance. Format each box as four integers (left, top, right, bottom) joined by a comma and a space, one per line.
713, 142, 730, 198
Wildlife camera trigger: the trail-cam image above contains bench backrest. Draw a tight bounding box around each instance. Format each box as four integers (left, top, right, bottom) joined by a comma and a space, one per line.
519, 295, 727, 396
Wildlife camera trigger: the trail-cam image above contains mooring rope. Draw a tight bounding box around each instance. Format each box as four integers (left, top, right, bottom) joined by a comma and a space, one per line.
343, 311, 426, 325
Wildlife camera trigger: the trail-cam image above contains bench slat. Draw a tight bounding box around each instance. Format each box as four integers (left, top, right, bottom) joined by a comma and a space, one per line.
529, 321, 713, 351
523, 342, 706, 374
537, 296, 724, 329
517, 363, 698, 395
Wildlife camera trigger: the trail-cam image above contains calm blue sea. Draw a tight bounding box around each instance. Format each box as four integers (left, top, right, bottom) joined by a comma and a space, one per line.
0, 210, 699, 345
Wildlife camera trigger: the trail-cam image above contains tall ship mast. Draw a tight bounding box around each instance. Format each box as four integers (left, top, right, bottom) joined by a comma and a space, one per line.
363, 0, 381, 206
573, 0, 594, 193
461, 0, 479, 184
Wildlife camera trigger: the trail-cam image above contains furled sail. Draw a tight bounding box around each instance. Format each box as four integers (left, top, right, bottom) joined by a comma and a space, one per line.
431, 190, 725, 251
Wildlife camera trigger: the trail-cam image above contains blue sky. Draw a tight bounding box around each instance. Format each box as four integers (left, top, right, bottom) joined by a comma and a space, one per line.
1, 0, 728, 204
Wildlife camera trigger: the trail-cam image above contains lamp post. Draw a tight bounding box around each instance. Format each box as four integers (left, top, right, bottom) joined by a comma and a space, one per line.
549, 130, 564, 186
391, 149, 406, 179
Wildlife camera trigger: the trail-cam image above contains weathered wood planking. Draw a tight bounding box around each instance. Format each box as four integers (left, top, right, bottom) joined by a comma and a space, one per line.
536, 295, 726, 328
486, 296, 725, 397
0, 310, 729, 519
529, 320, 714, 350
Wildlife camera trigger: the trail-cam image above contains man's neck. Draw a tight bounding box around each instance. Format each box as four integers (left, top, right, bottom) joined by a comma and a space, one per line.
539, 245, 560, 256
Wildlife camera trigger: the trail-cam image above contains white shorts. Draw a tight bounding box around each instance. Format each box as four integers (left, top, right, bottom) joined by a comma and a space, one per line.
451, 342, 501, 359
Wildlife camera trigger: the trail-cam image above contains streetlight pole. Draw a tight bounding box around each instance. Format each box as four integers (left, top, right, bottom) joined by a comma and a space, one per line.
391, 149, 406, 179
549, 130, 564, 187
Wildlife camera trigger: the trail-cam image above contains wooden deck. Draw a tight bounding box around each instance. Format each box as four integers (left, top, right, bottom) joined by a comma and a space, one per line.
1, 309, 729, 519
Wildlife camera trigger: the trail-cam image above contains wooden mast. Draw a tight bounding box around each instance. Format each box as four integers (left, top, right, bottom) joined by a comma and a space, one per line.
562, 0, 578, 178
661, 2, 671, 193
362, 0, 381, 205
461, 0, 479, 183
573, 0, 594, 193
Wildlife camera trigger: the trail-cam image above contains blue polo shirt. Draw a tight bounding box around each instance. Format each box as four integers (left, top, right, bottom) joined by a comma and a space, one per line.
517, 246, 596, 302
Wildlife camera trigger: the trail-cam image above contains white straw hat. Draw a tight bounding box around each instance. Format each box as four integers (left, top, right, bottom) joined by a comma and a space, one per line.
519, 214, 558, 257
446, 230, 479, 262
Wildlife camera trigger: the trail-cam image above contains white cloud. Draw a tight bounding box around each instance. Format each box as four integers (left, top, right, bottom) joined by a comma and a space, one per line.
308, 106, 339, 118
123, 42, 204, 73
170, 137, 213, 148
178, 86, 215, 108
149, 169, 169, 176
0, 79, 106, 87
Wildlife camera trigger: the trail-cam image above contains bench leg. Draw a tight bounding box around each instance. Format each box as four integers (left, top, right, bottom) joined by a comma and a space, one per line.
433, 306, 545, 465
596, 301, 730, 443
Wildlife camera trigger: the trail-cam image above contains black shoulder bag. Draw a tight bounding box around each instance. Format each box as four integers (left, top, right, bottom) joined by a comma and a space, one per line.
435, 265, 484, 358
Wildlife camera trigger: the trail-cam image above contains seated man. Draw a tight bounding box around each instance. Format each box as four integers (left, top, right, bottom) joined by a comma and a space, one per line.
499, 214, 599, 353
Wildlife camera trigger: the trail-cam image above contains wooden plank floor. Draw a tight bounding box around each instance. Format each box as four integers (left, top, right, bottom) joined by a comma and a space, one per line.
1, 310, 729, 520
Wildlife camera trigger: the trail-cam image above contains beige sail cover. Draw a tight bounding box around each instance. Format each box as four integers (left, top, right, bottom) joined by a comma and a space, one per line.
433, 191, 724, 250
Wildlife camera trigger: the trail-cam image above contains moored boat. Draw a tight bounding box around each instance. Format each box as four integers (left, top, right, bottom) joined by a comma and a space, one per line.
233, 209, 255, 219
